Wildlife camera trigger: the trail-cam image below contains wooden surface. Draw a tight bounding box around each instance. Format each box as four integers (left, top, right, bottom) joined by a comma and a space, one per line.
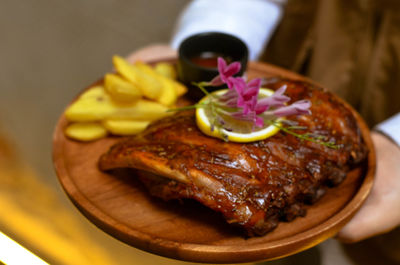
53, 61, 375, 264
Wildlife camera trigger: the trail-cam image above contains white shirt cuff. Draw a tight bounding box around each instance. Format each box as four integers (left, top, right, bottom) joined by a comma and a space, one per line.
375, 112, 400, 147
171, 0, 286, 60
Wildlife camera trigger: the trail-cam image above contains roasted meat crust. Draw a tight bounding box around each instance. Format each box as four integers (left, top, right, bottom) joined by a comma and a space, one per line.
99, 79, 368, 236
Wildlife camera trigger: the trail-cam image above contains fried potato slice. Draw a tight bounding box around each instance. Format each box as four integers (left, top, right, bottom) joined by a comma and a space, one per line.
137, 61, 187, 97
103, 119, 150, 135
104, 73, 142, 102
109, 99, 169, 120
65, 122, 107, 141
135, 62, 178, 106
79, 85, 105, 99
65, 85, 169, 122
173, 80, 187, 97
113, 56, 162, 100
65, 87, 114, 122
158, 78, 178, 106
153, 62, 187, 97
154, 62, 177, 80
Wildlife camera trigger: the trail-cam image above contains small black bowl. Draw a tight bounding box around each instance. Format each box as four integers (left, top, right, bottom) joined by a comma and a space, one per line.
177, 32, 248, 100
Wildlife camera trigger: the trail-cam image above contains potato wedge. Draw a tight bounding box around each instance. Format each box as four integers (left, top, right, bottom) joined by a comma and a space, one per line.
109, 99, 169, 121
113, 55, 162, 100
112, 55, 139, 84
66, 87, 169, 122
104, 73, 142, 102
135, 61, 178, 106
172, 81, 187, 97
154, 62, 177, 80
79, 86, 106, 99
103, 119, 150, 135
153, 62, 187, 96
157, 77, 178, 106
65, 122, 107, 141
65, 87, 115, 122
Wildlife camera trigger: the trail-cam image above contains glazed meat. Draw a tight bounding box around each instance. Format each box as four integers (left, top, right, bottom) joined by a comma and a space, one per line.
99, 79, 368, 236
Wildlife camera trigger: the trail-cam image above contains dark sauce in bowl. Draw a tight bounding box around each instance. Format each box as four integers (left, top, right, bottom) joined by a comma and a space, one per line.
178, 32, 248, 100
189, 52, 232, 69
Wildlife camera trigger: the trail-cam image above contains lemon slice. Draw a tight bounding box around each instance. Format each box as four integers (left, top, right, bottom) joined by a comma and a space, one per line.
196, 88, 282, 143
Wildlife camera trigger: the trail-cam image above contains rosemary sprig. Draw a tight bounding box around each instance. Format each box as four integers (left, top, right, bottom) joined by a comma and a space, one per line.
193, 82, 214, 97
167, 103, 207, 112
266, 120, 339, 149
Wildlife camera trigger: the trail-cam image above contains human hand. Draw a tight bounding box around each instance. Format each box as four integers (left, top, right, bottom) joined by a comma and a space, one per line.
125, 44, 176, 63
337, 131, 400, 243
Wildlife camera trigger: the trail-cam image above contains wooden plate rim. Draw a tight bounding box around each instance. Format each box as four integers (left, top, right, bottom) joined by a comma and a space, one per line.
53, 60, 375, 263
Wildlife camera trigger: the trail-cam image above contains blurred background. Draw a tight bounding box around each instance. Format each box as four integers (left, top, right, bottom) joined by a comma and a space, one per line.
0, 1, 398, 265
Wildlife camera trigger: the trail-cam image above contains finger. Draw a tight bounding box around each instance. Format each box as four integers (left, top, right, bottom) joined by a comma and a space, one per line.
337, 132, 400, 243
337, 192, 400, 243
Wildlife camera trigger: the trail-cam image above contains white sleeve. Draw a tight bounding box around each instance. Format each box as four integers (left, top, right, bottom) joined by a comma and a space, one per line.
375, 112, 400, 146
171, 0, 287, 60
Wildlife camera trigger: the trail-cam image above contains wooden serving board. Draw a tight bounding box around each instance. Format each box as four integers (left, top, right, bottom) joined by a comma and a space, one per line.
53, 60, 375, 264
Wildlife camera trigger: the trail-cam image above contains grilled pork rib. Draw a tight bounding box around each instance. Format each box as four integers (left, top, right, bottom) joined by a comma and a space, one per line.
99, 79, 368, 236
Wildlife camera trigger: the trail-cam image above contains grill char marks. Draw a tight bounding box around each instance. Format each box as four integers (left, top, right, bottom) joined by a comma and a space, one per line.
99, 79, 368, 236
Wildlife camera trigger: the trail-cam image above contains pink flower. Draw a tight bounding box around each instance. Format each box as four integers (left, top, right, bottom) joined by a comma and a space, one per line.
256, 85, 290, 111
219, 88, 239, 107
273, 99, 312, 117
221, 77, 263, 127
228, 77, 261, 111
242, 78, 262, 101
219, 77, 247, 107
202, 58, 312, 130
231, 111, 264, 128
223, 83, 310, 128
209, 57, 241, 88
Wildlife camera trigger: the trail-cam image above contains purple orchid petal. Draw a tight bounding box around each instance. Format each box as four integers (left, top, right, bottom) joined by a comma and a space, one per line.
248, 95, 258, 110
237, 95, 246, 109
247, 78, 262, 91
217, 57, 227, 74
257, 95, 289, 109
273, 99, 311, 117
208, 58, 241, 87
220, 88, 240, 107
231, 77, 246, 92
219, 78, 247, 108
226, 76, 237, 90
255, 116, 264, 127
275, 84, 287, 96
219, 89, 238, 108
209, 75, 224, 86
242, 104, 251, 115
231, 111, 263, 128
231, 111, 255, 121
257, 85, 290, 110
208, 58, 242, 88
226, 97, 239, 107
220, 89, 237, 101
223, 61, 241, 77
254, 103, 268, 114
227, 77, 260, 112
243, 87, 259, 100
242, 78, 261, 100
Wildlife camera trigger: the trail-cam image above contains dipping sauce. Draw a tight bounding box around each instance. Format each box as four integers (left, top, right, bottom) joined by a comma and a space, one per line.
189, 52, 232, 68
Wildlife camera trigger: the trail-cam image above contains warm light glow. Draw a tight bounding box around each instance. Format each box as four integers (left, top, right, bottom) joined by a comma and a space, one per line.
0, 231, 49, 265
